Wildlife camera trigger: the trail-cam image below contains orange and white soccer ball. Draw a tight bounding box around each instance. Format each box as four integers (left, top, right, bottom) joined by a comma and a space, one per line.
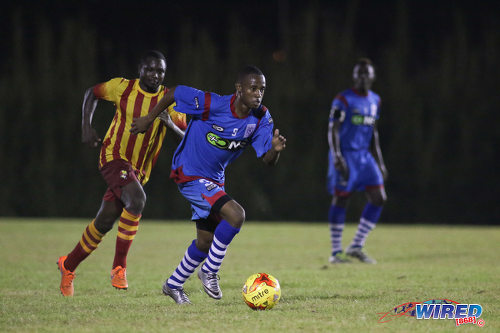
242, 273, 281, 310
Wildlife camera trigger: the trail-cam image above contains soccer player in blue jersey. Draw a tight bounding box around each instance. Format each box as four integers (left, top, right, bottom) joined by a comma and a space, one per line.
327, 58, 388, 264
130, 65, 286, 304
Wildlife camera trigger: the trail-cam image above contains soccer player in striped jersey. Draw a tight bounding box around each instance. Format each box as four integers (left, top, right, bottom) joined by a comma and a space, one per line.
327, 58, 388, 264
130, 65, 287, 304
57, 50, 187, 296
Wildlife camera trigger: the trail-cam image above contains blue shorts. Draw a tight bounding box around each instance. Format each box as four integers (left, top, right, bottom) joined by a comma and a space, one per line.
177, 179, 230, 220
327, 150, 383, 196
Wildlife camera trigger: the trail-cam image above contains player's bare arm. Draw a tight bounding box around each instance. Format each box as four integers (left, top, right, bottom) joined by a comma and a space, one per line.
159, 111, 185, 139
262, 129, 286, 166
130, 87, 177, 134
81, 87, 101, 148
372, 124, 388, 180
330, 118, 349, 179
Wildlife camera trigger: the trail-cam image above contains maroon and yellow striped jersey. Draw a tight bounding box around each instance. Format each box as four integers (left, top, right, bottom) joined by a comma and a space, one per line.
93, 78, 187, 185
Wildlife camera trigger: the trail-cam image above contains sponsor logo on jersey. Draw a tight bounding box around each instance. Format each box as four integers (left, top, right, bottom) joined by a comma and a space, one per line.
206, 132, 248, 151
212, 124, 224, 132
194, 97, 200, 109
351, 114, 376, 126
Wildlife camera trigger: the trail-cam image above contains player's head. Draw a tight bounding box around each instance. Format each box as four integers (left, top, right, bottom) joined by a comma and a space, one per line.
235, 65, 266, 109
138, 50, 167, 93
353, 57, 375, 92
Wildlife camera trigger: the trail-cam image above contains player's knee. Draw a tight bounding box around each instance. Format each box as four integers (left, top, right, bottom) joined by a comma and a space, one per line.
125, 193, 146, 215
226, 203, 245, 228
231, 206, 246, 228
371, 193, 387, 206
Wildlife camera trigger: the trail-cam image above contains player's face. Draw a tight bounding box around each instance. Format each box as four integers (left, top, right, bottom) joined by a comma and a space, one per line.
353, 64, 375, 91
139, 57, 166, 93
238, 74, 266, 109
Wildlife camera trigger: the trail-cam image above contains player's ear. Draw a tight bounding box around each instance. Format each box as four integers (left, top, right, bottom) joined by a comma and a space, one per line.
235, 82, 242, 93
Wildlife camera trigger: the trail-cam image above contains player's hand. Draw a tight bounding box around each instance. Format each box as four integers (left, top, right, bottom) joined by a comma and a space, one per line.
334, 154, 349, 180
130, 116, 152, 134
158, 111, 173, 127
271, 129, 286, 152
82, 127, 101, 148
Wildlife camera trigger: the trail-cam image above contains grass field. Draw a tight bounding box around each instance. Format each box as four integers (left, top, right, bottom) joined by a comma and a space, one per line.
0, 218, 499, 332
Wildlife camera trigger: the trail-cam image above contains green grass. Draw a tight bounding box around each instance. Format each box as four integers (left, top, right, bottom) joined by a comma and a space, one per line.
0, 218, 499, 332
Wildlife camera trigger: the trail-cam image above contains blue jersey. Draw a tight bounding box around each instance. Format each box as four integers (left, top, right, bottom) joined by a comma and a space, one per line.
330, 88, 381, 151
170, 85, 274, 185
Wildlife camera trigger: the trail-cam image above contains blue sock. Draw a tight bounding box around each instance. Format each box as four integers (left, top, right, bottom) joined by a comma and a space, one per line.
328, 205, 346, 255
167, 239, 207, 289
350, 203, 383, 248
361, 203, 383, 224
202, 220, 240, 274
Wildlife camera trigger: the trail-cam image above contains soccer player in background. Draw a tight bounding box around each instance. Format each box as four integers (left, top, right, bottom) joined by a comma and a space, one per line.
130, 65, 287, 304
326, 58, 388, 264
57, 50, 187, 296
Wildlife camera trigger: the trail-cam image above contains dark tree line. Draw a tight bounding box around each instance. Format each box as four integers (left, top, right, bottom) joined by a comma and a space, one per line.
1, 1, 498, 223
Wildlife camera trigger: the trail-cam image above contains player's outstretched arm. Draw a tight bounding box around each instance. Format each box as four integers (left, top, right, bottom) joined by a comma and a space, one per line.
130, 86, 177, 134
262, 129, 286, 166
81, 87, 102, 148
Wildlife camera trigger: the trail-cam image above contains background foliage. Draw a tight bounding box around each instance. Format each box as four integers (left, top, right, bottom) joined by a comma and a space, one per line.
1, 0, 498, 223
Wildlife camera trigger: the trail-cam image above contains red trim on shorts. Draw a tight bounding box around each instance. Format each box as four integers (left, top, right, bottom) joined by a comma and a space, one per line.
334, 188, 351, 197
169, 166, 224, 186
202, 190, 228, 206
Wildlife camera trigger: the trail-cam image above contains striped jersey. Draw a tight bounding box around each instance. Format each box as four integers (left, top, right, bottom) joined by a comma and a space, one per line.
94, 78, 187, 184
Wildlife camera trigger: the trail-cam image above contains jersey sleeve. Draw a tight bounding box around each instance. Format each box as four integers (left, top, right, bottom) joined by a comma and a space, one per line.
251, 111, 274, 158
93, 77, 124, 103
167, 102, 187, 130
330, 93, 348, 123
173, 85, 208, 115
332, 93, 349, 111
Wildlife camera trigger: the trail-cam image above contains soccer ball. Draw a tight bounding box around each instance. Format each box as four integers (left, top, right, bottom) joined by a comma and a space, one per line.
242, 273, 281, 310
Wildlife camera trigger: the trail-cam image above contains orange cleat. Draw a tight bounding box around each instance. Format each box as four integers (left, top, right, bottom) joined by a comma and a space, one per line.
57, 256, 75, 296
111, 266, 128, 290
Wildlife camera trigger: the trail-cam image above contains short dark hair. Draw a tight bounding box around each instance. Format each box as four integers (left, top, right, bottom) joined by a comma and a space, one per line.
237, 65, 264, 83
139, 50, 166, 65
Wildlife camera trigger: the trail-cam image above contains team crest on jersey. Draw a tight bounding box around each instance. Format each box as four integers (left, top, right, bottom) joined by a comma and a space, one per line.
194, 97, 200, 109
120, 170, 128, 180
212, 124, 224, 132
243, 124, 256, 138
